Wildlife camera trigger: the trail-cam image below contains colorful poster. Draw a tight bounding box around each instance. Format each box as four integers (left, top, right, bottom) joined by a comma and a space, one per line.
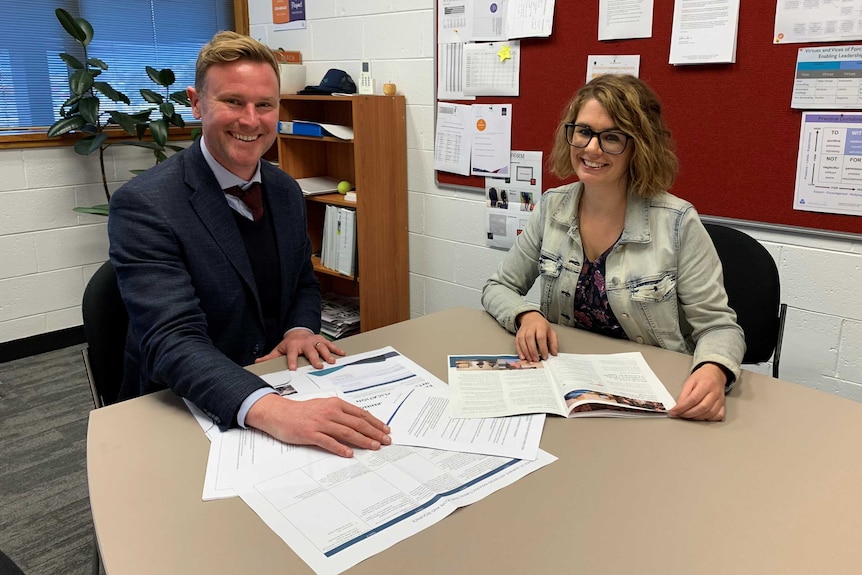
273, 0, 306, 30
794, 112, 862, 217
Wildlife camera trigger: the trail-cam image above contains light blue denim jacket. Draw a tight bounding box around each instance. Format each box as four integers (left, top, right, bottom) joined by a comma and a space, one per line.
482, 182, 745, 382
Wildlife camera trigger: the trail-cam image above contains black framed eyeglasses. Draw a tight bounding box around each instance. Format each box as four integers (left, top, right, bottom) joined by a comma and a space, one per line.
564, 123, 632, 155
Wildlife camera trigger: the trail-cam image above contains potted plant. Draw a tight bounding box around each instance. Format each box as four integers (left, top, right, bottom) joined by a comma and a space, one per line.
47, 8, 195, 215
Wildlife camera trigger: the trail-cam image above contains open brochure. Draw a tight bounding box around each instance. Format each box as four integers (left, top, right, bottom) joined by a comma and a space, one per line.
448, 352, 676, 419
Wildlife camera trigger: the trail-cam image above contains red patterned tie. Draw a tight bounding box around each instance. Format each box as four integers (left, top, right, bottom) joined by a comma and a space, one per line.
225, 182, 264, 221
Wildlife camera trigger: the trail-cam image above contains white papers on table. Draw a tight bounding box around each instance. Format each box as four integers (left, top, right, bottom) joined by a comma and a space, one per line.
463, 41, 520, 96
193, 346, 557, 575
381, 386, 544, 460
792, 46, 862, 110
774, 0, 862, 44
485, 150, 541, 250
586, 55, 641, 82
239, 446, 556, 575
434, 102, 472, 175
598, 0, 653, 41
669, 0, 739, 65
794, 112, 862, 218
471, 104, 512, 177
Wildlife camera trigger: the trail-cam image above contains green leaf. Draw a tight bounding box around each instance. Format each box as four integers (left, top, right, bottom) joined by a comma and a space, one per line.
80, 124, 99, 134
165, 144, 185, 152
59, 94, 84, 117
56, 8, 86, 43
128, 111, 153, 122
73, 133, 108, 155
169, 113, 185, 128
107, 111, 139, 135
191, 127, 202, 140
87, 57, 108, 70
93, 82, 131, 105
77, 18, 94, 47
149, 118, 168, 147
59, 53, 84, 70
169, 90, 190, 107
145, 66, 161, 85
70, 70, 94, 95
146, 66, 175, 87
78, 96, 100, 125
155, 149, 168, 163
140, 89, 164, 104
159, 68, 176, 86
73, 205, 110, 216
159, 102, 175, 118
47, 115, 86, 138
129, 169, 148, 176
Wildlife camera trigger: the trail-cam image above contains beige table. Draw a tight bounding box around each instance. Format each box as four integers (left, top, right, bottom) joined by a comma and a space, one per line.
88, 307, 862, 575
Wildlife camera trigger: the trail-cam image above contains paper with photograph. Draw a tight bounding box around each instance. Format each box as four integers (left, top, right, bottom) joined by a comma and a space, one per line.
448, 352, 676, 419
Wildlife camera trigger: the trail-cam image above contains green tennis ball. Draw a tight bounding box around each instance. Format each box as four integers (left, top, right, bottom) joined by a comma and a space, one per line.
337, 180, 351, 194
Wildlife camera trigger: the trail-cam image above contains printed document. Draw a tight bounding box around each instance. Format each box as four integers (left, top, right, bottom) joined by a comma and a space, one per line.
194, 347, 557, 575
598, 0, 653, 41
239, 445, 555, 575
438, 0, 471, 44
471, 103, 513, 177
380, 386, 544, 460
792, 46, 862, 110
448, 352, 676, 419
463, 41, 521, 96
586, 55, 640, 82
485, 150, 542, 250
794, 112, 862, 217
669, 0, 739, 65
775, 0, 862, 44
434, 101, 472, 175
505, 0, 555, 38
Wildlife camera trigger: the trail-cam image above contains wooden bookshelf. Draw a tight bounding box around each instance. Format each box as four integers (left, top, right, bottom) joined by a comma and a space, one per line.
277, 95, 409, 332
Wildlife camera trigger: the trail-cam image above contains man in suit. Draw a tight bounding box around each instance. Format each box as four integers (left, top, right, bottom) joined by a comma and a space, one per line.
108, 31, 390, 458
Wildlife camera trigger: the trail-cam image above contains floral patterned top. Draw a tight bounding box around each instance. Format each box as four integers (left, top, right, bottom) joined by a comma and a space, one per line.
571, 242, 628, 340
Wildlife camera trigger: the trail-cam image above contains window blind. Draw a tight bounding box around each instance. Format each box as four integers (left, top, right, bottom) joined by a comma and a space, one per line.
0, 0, 234, 129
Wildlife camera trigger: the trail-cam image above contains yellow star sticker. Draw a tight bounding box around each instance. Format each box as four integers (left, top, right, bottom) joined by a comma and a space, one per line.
497, 44, 511, 62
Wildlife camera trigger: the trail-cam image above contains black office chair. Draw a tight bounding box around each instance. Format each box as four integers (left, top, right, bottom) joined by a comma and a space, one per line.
81, 260, 128, 575
81, 260, 128, 409
704, 223, 787, 378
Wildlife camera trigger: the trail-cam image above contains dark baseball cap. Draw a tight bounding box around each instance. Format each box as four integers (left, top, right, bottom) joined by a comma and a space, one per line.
298, 69, 357, 95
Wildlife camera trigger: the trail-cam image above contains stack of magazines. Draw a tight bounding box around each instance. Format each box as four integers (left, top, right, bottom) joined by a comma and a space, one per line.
321, 294, 360, 339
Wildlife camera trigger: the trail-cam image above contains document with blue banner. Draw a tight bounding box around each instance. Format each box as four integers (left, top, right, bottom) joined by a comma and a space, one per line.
201, 347, 555, 575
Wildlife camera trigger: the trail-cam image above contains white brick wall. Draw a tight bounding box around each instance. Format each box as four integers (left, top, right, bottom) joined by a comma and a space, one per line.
2, 2, 860, 403
0, 144, 153, 343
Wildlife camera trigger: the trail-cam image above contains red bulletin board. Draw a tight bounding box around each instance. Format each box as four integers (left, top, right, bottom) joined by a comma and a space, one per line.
435, 1, 862, 236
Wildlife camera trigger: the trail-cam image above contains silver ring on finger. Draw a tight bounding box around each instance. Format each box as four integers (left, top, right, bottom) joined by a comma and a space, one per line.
314, 341, 323, 349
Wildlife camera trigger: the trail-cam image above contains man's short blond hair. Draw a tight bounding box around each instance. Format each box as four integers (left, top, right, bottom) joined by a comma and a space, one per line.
195, 31, 280, 92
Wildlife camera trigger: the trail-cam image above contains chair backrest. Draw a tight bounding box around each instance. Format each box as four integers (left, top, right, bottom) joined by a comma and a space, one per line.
82, 260, 128, 408
703, 223, 784, 371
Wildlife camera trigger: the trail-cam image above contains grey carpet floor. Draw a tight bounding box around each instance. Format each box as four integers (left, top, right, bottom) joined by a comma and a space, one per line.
0, 345, 98, 575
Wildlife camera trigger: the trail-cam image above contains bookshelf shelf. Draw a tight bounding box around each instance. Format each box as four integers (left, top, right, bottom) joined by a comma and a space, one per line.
277, 95, 408, 332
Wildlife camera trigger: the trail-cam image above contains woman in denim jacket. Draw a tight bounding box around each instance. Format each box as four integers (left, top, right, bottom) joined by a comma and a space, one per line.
482, 75, 744, 421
